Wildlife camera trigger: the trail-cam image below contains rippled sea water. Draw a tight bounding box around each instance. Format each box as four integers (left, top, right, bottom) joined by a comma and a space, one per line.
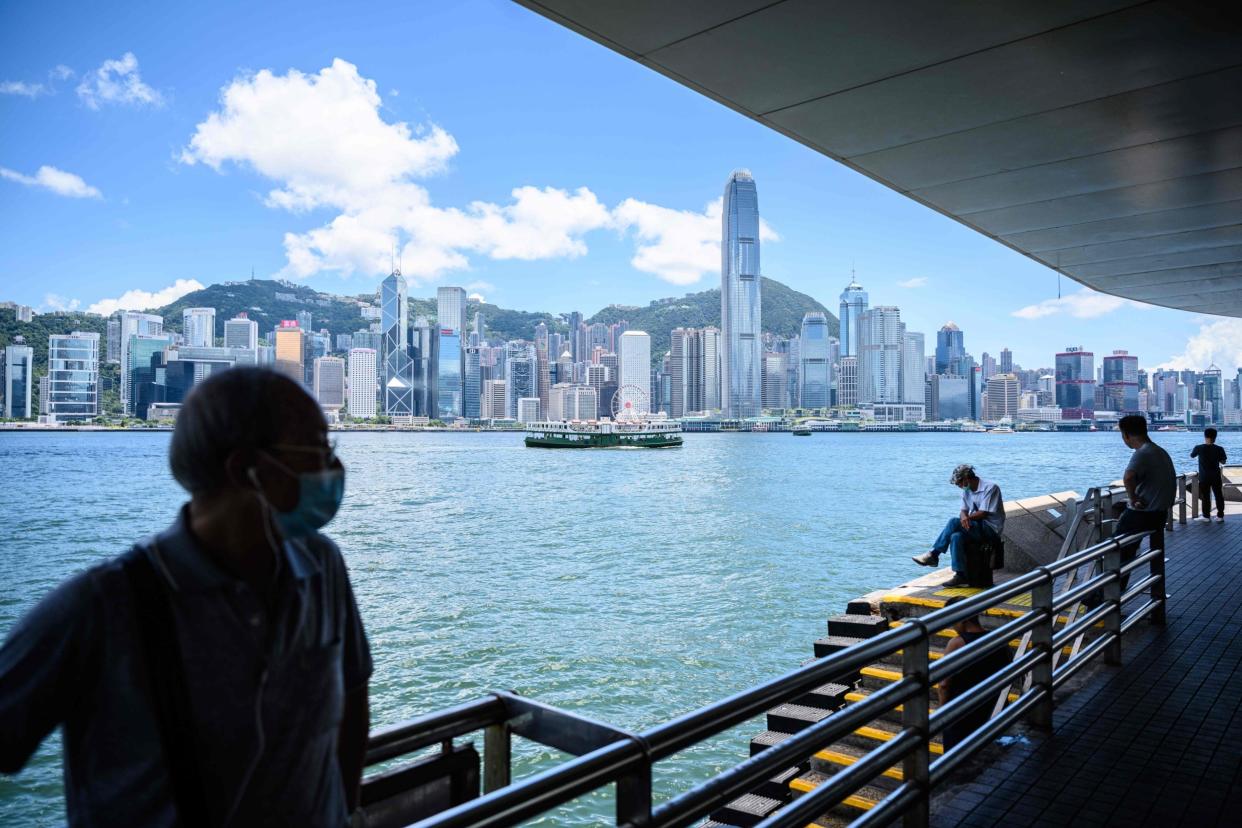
0, 429, 1212, 824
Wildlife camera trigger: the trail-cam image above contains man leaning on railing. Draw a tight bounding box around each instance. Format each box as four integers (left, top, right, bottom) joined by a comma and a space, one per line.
1114, 415, 1176, 583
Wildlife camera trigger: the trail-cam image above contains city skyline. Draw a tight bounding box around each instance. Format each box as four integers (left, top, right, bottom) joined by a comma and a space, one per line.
1, 1, 1239, 375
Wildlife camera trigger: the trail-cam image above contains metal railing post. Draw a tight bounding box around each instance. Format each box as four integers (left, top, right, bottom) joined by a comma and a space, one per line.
1190, 475, 1200, 519
901, 624, 930, 828
1029, 575, 1054, 729
1103, 545, 1123, 666
1151, 542, 1167, 627
483, 722, 511, 793
616, 762, 652, 826
1178, 475, 1187, 525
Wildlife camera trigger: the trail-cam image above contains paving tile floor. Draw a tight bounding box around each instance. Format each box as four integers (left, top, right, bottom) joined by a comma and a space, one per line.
931, 506, 1242, 827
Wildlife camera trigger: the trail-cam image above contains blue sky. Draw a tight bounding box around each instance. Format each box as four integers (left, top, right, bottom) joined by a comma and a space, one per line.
2, 0, 1239, 373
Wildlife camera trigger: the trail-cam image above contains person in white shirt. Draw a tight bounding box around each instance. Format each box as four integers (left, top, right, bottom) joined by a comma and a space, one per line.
913, 464, 1006, 587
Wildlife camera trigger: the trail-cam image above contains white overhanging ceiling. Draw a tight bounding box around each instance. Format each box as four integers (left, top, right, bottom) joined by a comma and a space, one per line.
514, 0, 1242, 317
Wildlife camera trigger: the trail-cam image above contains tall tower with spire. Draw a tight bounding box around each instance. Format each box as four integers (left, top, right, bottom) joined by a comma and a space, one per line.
838, 272, 869, 358
721, 170, 763, 418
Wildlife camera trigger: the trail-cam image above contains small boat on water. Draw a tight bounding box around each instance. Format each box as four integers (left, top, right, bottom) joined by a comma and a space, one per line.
791, 426, 813, 436
989, 426, 1016, 434
524, 418, 683, 448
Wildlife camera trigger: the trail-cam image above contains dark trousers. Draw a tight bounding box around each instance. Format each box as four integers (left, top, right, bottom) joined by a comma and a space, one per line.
1113, 507, 1166, 591
1200, 477, 1225, 517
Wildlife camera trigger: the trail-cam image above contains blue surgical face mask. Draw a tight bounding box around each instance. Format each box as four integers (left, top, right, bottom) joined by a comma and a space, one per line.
255, 452, 345, 539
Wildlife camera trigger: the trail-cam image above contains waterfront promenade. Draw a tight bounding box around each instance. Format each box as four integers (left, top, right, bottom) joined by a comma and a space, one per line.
931, 502, 1242, 827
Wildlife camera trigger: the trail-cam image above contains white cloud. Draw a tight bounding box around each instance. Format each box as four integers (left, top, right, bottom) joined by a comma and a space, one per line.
1158, 318, 1242, 371
182, 59, 620, 282
466, 280, 496, 293
50, 65, 75, 82
612, 196, 780, 285
1, 165, 102, 198
468, 292, 486, 303
1, 80, 47, 98
77, 52, 163, 109
182, 58, 779, 286
897, 277, 928, 288
87, 279, 205, 316
1011, 288, 1148, 320
42, 293, 80, 312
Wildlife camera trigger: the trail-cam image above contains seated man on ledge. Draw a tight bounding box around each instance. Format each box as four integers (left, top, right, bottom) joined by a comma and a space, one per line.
913, 464, 1005, 587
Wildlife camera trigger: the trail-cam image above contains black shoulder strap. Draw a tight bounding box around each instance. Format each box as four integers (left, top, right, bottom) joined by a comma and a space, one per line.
124, 545, 210, 828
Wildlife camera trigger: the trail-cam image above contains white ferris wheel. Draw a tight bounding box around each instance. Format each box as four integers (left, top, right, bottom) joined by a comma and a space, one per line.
611, 385, 649, 420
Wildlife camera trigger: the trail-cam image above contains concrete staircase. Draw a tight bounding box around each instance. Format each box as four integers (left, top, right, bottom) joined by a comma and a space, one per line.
706, 582, 1094, 827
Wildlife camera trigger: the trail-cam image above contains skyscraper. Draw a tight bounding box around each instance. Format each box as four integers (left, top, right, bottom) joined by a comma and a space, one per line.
720, 170, 762, 418
762, 352, 787, 410
3, 339, 33, 419
481, 379, 507, 419
347, 348, 377, 419
702, 327, 721, 412
1056, 347, 1096, 419
935, 323, 966, 374
838, 276, 868, 358
985, 373, 1020, 421
381, 269, 416, 419
313, 356, 346, 409
1102, 350, 1140, 413
799, 312, 830, 409
1000, 347, 1013, 374
112, 311, 163, 408
901, 331, 926, 405
183, 308, 216, 348
568, 311, 583, 361
837, 356, 859, 408
436, 286, 466, 336
47, 332, 99, 422
274, 321, 306, 386
436, 329, 462, 420
505, 345, 537, 419
463, 345, 482, 419
618, 330, 651, 416
859, 306, 904, 404
224, 312, 259, 350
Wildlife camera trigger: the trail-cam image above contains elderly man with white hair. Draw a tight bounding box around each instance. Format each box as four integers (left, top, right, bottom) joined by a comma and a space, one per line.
913, 464, 1005, 587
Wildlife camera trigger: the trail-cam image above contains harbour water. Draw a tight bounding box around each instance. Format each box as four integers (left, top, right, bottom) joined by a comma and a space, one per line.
0, 429, 1213, 824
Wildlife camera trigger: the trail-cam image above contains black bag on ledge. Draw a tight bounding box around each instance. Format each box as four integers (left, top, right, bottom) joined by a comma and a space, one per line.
964, 535, 1005, 588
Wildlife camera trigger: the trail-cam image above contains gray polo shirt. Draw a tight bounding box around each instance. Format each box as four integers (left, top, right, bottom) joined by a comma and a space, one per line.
1126, 440, 1176, 512
0, 505, 372, 827
962, 478, 1005, 535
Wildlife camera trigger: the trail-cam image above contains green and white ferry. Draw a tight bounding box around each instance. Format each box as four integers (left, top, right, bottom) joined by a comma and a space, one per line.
524, 418, 683, 449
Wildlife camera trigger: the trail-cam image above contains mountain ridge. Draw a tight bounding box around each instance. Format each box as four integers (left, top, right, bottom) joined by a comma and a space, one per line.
150, 276, 839, 354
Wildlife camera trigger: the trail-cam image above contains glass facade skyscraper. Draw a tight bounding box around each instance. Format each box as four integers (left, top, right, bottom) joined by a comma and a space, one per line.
3, 341, 33, 419
382, 269, 416, 419
1056, 347, 1096, 419
47, 332, 99, 422
720, 170, 762, 418
436, 329, 462, 420
799, 312, 830, 409
1102, 350, 1140, 414
935, 323, 966, 374
838, 277, 868, 358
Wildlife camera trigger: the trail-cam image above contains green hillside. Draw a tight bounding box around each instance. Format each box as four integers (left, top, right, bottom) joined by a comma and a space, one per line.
1, 275, 837, 372
587, 277, 839, 357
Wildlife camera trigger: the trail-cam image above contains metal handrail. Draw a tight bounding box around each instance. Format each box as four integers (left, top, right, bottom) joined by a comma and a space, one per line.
367, 513, 1173, 828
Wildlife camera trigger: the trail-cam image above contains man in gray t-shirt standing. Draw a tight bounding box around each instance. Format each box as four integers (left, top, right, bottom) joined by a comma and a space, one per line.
1115, 414, 1176, 572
